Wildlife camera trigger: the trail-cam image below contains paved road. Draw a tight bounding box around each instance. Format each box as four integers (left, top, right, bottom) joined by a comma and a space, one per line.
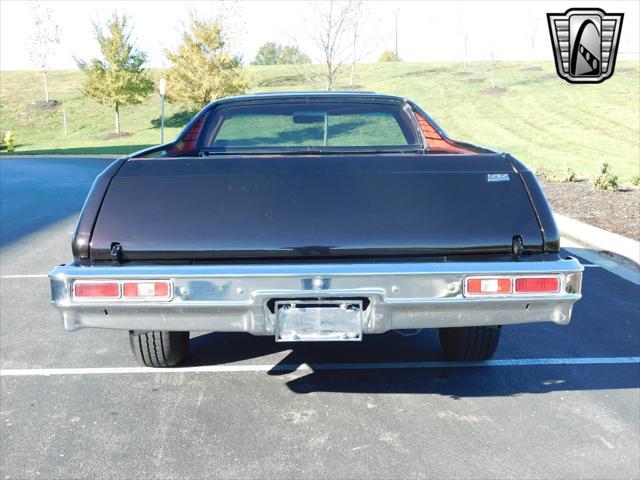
1, 157, 639, 479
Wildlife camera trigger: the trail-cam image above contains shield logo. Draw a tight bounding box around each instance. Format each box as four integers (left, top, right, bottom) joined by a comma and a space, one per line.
547, 8, 624, 83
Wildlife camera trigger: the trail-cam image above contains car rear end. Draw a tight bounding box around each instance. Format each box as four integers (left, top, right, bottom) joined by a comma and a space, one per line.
49, 93, 583, 366
51, 258, 582, 336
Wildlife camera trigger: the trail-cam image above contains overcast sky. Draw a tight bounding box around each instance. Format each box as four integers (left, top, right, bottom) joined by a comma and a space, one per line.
1, 0, 638, 70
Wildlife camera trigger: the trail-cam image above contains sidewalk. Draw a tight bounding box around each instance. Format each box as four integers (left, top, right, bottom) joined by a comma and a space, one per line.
555, 213, 639, 266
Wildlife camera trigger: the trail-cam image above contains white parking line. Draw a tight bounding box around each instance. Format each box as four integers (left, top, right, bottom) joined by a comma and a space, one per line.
1, 357, 638, 377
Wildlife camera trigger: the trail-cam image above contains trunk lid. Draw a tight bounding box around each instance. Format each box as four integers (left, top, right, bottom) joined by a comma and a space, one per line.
89, 154, 543, 261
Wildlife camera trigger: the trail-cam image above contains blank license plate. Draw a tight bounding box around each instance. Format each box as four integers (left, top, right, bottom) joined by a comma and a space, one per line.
275, 300, 363, 342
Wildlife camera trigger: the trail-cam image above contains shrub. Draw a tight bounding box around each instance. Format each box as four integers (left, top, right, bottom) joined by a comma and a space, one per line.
251, 42, 280, 65
281, 45, 310, 65
379, 50, 400, 62
547, 168, 577, 183
531, 165, 546, 177
631, 175, 640, 187
4, 131, 15, 152
592, 163, 618, 191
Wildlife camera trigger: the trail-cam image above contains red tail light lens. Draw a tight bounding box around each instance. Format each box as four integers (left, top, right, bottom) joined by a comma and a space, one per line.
464, 275, 562, 297
123, 281, 171, 299
73, 280, 173, 301
465, 277, 512, 295
74, 282, 120, 298
515, 277, 560, 293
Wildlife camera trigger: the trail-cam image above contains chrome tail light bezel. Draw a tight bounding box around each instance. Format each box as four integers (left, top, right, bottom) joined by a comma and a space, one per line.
463, 274, 563, 298
72, 280, 174, 303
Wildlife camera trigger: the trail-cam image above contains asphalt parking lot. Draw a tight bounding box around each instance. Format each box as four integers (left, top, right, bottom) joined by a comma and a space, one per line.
1, 157, 639, 479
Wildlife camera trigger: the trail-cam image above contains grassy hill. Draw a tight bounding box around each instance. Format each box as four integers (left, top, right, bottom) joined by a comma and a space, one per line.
1, 61, 638, 183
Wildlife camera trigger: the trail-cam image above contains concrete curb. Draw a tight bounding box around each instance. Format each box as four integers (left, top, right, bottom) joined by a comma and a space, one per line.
555, 213, 640, 265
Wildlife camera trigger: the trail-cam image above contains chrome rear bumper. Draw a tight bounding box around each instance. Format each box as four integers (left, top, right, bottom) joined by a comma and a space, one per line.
49, 258, 583, 333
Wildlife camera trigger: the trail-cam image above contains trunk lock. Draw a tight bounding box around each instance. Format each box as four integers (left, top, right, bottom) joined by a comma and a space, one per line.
512, 236, 524, 256
110, 243, 123, 263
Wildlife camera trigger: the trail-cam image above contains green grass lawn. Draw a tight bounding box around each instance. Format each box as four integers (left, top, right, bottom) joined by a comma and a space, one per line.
211, 111, 409, 147
1, 61, 638, 183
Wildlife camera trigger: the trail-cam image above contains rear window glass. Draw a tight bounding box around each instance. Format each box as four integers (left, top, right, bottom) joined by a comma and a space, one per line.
203, 102, 419, 151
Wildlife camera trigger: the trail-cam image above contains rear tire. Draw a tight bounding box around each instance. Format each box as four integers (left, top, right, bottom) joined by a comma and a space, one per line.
438, 326, 501, 361
129, 330, 189, 367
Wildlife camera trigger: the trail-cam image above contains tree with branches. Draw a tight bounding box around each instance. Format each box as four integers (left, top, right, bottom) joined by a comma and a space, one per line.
77, 13, 154, 134
281, 45, 311, 65
457, 8, 470, 73
348, 1, 362, 87
27, 3, 60, 103
164, 15, 247, 111
529, 14, 538, 66
292, 1, 381, 90
252, 42, 310, 65
305, 0, 359, 90
252, 42, 281, 65
490, 45, 499, 89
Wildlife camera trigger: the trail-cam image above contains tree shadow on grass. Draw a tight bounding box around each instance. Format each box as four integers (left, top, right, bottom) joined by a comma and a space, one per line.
255, 74, 303, 88
213, 120, 367, 147
150, 110, 195, 129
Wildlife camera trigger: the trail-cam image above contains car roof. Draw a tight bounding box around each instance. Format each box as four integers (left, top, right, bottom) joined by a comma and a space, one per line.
206, 91, 407, 107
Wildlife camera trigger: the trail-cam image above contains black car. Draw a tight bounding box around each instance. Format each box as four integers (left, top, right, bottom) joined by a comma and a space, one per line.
49, 92, 583, 367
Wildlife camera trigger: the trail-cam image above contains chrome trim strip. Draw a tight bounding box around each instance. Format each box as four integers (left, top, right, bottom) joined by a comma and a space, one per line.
51, 259, 583, 279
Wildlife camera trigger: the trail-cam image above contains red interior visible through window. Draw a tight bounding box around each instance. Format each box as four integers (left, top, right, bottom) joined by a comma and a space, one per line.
166, 116, 206, 155
413, 112, 472, 153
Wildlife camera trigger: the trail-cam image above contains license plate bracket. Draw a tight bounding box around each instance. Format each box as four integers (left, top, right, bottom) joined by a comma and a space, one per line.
275, 300, 363, 342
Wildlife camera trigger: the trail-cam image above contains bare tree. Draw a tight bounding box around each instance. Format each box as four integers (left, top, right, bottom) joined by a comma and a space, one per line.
347, 2, 385, 88
462, 33, 469, 72
457, 8, 470, 73
529, 16, 538, 66
291, 1, 382, 90
490, 46, 498, 89
348, 2, 361, 88
300, 1, 359, 91
394, 8, 399, 61
27, 3, 60, 103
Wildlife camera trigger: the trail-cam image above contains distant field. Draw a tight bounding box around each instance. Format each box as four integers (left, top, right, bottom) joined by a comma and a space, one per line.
1, 61, 638, 182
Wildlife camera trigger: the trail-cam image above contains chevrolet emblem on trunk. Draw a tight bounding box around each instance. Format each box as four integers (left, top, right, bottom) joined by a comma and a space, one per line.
547, 8, 624, 84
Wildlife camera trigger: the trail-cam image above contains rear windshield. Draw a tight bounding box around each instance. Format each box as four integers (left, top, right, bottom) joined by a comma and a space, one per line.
201, 102, 422, 153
